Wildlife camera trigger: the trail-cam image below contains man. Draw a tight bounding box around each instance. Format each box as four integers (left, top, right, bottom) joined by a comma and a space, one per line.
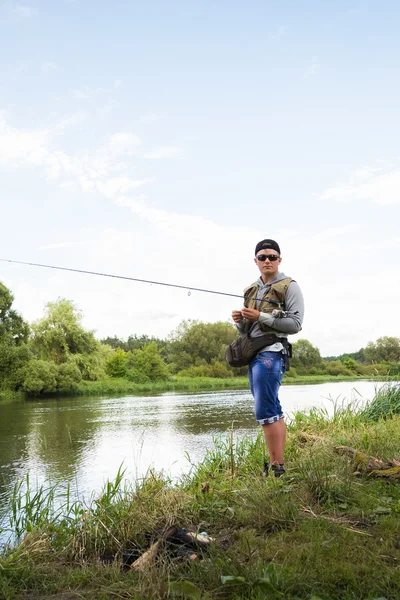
232, 239, 304, 477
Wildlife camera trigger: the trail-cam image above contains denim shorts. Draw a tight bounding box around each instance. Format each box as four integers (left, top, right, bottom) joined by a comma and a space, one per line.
248, 351, 286, 425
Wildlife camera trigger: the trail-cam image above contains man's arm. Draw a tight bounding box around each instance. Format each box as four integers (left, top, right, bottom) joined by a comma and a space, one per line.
258, 281, 304, 333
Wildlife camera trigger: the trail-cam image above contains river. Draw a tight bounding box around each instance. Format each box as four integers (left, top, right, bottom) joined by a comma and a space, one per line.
0, 380, 387, 540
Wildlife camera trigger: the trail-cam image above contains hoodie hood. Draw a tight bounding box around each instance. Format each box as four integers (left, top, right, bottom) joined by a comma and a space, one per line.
257, 272, 289, 289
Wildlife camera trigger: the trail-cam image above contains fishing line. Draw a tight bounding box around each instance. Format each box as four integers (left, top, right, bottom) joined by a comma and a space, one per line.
0, 258, 281, 305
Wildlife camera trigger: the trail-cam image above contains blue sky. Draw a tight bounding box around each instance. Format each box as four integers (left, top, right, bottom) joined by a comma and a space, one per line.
1, 0, 399, 356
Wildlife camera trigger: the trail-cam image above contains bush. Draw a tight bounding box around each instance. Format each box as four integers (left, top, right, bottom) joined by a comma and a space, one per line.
177, 361, 233, 378
106, 348, 127, 378
0, 343, 31, 389
126, 368, 150, 384
386, 362, 400, 377
57, 362, 82, 390
356, 363, 390, 377
324, 361, 353, 377
22, 360, 58, 395
126, 343, 169, 381
71, 345, 112, 381
307, 366, 319, 375
285, 367, 298, 378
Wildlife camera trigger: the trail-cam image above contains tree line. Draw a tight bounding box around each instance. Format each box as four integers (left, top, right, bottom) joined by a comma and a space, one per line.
1, 280, 399, 397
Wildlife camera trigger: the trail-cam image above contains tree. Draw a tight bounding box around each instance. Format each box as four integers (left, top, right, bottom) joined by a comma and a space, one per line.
291, 339, 323, 373
100, 336, 127, 351
343, 358, 358, 371
323, 349, 366, 363
105, 348, 127, 378
70, 344, 113, 381
0, 282, 30, 389
0, 282, 29, 345
166, 320, 238, 373
364, 337, 400, 364
100, 334, 168, 354
126, 334, 168, 353
126, 342, 169, 382
31, 299, 98, 365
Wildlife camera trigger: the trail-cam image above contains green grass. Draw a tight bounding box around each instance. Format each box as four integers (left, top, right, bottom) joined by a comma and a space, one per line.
1, 388, 400, 599
360, 381, 400, 422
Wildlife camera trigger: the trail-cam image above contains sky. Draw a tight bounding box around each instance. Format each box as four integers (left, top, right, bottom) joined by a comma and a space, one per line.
0, 0, 399, 357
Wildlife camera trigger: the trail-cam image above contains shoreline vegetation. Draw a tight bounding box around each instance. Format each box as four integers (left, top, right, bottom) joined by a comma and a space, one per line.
1, 283, 400, 405
0, 374, 391, 404
1, 384, 400, 599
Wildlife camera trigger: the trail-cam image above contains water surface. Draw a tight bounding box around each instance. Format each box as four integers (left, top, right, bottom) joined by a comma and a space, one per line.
0, 380, 385, 537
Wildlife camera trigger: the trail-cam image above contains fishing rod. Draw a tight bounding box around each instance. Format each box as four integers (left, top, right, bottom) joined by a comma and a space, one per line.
0, 258, 281, 306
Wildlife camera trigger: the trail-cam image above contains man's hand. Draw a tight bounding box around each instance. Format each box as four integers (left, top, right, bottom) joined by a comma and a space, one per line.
241, 307, 260, 322
232, 310, 243, 323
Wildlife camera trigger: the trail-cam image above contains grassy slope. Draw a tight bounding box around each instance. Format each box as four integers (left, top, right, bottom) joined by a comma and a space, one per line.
1, 391, 400, 599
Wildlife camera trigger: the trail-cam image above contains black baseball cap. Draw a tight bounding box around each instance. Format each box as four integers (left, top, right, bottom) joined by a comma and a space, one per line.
255, 239, 281, 256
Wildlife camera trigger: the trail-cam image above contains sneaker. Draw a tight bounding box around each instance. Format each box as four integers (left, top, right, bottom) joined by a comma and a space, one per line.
271, 463, 286, 478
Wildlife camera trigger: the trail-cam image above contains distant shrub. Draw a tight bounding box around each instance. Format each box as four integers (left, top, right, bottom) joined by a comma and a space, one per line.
285, 367, 298, 378
324, 361, 353, 377
307, 367, 319, 375
106, 348, 127, 378
126, 343, 169, 381
71, 344, 112, 381
57, 362, 82, 390
343, 358, 358, 371
126, 368, 150, 384
356, 363, 390, 377
177, 361, 233, 378
386, 362, 400, 377
22, 359, 58, 395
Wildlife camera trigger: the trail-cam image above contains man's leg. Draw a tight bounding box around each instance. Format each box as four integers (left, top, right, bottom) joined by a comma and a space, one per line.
262, 418, 286, 464
249, 352, 286, 474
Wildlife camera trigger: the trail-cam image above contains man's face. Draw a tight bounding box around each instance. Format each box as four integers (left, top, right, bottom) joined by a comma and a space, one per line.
254, 250, 282, 280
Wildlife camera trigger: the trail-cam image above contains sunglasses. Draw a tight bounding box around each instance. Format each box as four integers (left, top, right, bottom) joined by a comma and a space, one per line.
256, 254, 280, 262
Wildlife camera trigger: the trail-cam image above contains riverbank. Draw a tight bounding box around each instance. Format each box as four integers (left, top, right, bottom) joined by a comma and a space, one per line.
0, 376, 389, 404
70, 374, 383, 396
9, 374, 387, 402
1, 387, 400, 600
0, 390, 24, 404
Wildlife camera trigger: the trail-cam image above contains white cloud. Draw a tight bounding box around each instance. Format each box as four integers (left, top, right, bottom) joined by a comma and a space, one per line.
38, 241, 90, 250
10, 4, 37, 20
0, 114, 149, 194
269, 25, 288, 41
115, 195, 146, 208
0, 117, 50, 163
72, 83, 120, 101
143, 146, 184, 160
318, 163, 400, 205
96, 177, 149, 199
304, 56, 319, 78
40, 61, 58, 73
108, 132, 141, 154
70, 82, 122, 115
2, 112, 399, 356
138, 113, 163, 125
72, 86, 100, 100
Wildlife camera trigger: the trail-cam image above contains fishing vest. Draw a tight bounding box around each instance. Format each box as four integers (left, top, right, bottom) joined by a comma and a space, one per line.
243, 277, 293, 333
